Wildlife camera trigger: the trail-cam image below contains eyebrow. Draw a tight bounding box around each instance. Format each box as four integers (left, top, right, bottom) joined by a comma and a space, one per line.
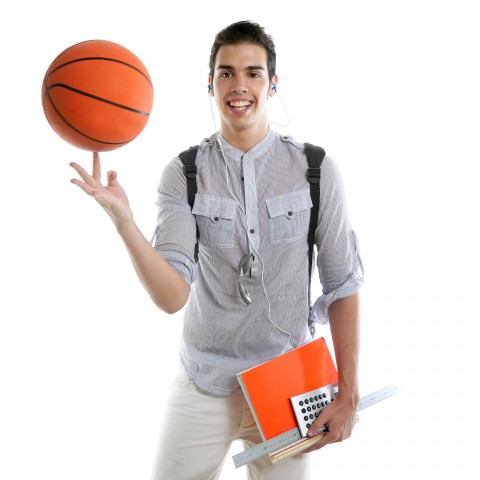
216, 65, 265, 71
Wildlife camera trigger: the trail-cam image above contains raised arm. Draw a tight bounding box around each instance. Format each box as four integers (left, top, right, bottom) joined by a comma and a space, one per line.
70, 152, 190, 314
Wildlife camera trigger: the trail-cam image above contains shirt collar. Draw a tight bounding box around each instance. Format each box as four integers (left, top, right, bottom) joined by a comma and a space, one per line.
214, 128, 275, 162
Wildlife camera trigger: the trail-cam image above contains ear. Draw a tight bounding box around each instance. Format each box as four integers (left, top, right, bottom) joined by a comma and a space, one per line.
269, 74, 279, 97
208, 75, 214, 96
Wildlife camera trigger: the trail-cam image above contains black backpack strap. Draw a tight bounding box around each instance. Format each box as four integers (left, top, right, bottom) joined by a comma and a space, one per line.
304, 143, 326, 314
178, 145, 200, 262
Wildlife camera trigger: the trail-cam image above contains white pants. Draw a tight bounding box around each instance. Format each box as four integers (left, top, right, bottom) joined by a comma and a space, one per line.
151, 367, 311, 480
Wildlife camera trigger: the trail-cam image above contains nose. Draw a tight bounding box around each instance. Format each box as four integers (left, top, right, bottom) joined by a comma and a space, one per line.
231, 75, 247, 93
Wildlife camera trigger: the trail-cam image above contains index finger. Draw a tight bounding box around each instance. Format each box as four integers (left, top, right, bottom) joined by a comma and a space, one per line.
92, 152, 101, 181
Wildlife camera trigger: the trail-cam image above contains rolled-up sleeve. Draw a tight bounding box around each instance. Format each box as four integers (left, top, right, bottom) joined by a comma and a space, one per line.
309, 157, 364, 325
151, 158, 198, 286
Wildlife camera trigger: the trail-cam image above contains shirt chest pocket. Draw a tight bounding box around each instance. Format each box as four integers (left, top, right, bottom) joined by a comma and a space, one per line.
266, 189, 313, 244
192, 194, 237, 248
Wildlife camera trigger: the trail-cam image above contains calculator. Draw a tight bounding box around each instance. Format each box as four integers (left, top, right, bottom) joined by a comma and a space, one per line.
289, 383, 339, 437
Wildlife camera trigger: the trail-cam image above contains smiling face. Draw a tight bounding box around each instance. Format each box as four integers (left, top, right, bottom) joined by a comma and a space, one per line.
209, 43, 278, 151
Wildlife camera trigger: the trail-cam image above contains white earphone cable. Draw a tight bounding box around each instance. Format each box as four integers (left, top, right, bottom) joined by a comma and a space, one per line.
208, 93, 293, 351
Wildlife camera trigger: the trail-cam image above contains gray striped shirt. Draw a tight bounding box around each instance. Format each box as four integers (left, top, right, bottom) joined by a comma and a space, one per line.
153, 129, 363, 395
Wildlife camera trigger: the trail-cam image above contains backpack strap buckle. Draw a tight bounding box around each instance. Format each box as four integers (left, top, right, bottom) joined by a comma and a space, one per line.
308, 166, 321, 183
184, 164, 197, 179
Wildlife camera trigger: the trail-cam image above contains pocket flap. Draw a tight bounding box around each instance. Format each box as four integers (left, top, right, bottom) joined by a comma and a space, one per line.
192, 194, 236, 221
266, 189, 312, 219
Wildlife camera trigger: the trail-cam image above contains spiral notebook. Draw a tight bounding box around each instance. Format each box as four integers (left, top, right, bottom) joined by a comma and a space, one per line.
236, 337, 338, 441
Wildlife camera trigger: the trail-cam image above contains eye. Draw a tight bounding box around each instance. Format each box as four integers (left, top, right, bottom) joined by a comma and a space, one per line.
249, 72, 261, 79
219, 72, 232, 78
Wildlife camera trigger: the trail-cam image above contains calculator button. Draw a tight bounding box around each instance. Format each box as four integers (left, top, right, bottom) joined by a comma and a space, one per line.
290, 383, 339, 437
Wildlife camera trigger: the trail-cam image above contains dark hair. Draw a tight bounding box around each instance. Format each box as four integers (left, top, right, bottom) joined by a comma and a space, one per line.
209, 21, 276, 82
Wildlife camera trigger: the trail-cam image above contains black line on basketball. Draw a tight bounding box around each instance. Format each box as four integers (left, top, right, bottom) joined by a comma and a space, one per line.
43, 80, 134, 146
46, 56, 153, 87
46, 83, 150, 116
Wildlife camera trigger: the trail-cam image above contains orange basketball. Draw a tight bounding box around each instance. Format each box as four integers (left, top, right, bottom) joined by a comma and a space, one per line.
41, 40, 154, 152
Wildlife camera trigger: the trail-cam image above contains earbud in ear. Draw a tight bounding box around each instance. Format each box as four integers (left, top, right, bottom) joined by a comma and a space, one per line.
208, 84, 213, 93
272, 83, 277, 93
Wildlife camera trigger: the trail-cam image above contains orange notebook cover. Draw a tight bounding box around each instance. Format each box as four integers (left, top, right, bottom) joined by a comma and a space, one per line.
236, 337, 338, 441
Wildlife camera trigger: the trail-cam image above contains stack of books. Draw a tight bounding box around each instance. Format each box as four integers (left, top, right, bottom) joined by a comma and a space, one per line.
236, 337, 338, 463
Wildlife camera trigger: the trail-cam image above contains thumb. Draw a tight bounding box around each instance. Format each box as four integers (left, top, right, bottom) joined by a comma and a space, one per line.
107, 170, 120, 187
307, 410, 330, 438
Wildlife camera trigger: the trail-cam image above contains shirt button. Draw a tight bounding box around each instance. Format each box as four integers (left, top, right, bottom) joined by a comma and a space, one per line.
249, 229, 255, 234
213, 216, 220, 222
287, 211, 293, 217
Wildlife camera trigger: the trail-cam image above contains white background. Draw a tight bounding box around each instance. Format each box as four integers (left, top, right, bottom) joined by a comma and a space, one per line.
1, 0, 479, 478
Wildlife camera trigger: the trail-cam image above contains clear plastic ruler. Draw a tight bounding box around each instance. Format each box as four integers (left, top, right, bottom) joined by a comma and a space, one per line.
232, 382, 403, 469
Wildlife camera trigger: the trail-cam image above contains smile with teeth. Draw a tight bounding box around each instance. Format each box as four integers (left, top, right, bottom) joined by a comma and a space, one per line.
228, 100, 252, 111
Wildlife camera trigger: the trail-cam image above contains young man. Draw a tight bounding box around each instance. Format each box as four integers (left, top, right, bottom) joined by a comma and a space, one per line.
71, 21, 363, 480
